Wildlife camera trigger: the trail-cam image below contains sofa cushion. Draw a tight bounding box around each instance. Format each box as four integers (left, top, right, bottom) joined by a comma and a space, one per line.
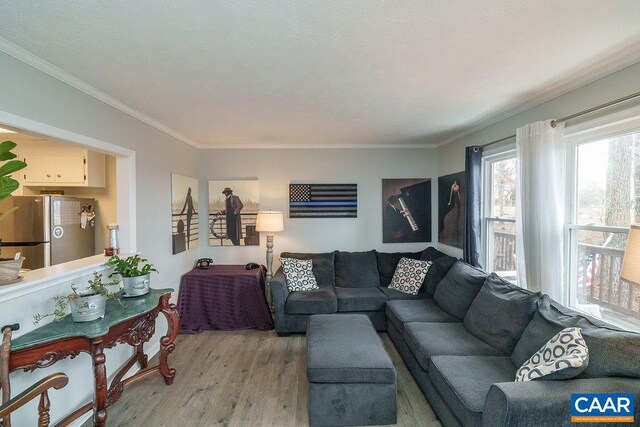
307, 314, 396, 384
375, 250, 422, 287
335, 251, 380, 288
378, 286, 428, 301
388, 258, 432, 296
515, 327, 589, 381
335, 287, 387, 312
285, 287, 337, 315
386, 299, 459, 333
575, 316, 640, 379
403, 322, 503, 372
511, 295, 581, 367
464, 273, 541, 354
281, 252, 336, 288
433, 261, 488, 320
280, 257, 319, 292
420, 248, 458, 297
429, 356, 517, 427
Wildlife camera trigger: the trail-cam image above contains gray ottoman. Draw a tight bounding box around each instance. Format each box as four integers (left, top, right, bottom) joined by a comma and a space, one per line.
306, 314, 397, 426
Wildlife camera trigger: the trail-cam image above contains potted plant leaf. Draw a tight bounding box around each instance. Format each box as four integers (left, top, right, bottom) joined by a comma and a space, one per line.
33, 272, 123, 323
107, 254, 158, 297
0, 140, 27, 282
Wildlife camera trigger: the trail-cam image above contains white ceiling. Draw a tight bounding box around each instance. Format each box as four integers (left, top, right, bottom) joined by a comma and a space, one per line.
1, 1, 640, 148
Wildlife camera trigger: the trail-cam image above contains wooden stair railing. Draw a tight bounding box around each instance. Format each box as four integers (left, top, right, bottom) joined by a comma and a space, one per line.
0, 324, 69, 427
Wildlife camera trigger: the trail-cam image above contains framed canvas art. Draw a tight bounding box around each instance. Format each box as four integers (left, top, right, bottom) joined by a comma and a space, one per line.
438, 171, 465, 248
208, 180, 260, 246
382, 178, 431, 243
171, 174, 199, 254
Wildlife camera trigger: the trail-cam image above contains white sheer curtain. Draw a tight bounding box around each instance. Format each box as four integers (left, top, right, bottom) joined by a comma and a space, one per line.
515, 120, 565, 301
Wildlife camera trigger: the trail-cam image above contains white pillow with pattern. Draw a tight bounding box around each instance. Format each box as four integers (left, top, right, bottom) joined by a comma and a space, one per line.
280, 257, 319, 292
515, 327, 589, 381
388, 258, 432, 296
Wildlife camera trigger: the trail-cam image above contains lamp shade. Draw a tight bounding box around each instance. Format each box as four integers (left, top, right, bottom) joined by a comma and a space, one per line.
256, 210, 284, 233
621, 224, 640, 286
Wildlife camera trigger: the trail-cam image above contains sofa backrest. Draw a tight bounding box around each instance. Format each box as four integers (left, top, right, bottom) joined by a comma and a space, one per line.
280, 251, 336, 288
374, 250, 422, 287
463, 273, 542, 354
433, 260, 488, 320
279, 246, 457, 292
335, 251, 380, 287
511, 295, 640, 378
419, 248, 458, 297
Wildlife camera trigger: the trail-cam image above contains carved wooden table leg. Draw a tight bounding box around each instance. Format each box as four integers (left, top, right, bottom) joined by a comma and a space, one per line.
159, 294, 179, 385
91, 339, 108, 427
135, 342, 148, 369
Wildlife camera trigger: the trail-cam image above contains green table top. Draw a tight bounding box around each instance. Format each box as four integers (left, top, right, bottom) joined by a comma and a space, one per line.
12, 288, 174, 352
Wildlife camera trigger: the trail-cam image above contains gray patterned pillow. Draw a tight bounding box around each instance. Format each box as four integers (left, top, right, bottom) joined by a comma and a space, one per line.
515, 327, 589, 381
280, 257, 319, 292
388, 258, 432, 296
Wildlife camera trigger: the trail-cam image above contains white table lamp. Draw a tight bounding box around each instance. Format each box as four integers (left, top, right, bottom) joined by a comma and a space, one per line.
256, 210, 284, 283
621, 224, 640, 286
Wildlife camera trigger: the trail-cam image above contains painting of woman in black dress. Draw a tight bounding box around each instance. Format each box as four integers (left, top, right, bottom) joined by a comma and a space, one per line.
171, 174, 199, 254
438, 172, 465, 248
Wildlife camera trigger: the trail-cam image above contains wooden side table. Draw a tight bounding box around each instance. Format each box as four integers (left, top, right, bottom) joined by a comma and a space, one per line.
9, 288, 179, 427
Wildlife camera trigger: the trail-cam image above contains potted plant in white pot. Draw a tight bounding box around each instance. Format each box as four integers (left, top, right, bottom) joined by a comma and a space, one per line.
33, 271, 123, 323
107, 254, 158, 297
0, 140, 27, 283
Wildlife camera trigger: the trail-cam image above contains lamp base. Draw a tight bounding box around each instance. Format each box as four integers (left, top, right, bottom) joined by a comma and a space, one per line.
265, 234, 274, 309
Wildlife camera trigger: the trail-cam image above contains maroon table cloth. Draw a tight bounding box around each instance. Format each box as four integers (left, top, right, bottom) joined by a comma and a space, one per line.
178, 265, 274, 333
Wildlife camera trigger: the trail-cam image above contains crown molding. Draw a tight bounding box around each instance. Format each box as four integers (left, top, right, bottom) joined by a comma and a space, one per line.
0, 37, 202, 148
198, 142, 437, 149
435, 48, 640, 148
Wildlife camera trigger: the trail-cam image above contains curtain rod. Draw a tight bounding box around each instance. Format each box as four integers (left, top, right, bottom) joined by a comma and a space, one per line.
478, 89, 640, 148
551, 90, 640, 128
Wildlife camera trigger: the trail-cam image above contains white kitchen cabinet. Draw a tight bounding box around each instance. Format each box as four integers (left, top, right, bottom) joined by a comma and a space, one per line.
22, 149, 105, 187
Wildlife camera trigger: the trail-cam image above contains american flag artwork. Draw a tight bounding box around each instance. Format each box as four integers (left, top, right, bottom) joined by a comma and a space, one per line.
289, 184, 357, 218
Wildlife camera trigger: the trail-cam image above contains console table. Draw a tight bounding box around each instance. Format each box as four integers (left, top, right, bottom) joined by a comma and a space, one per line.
178, 266, 274, 333
9, 288, 179, 427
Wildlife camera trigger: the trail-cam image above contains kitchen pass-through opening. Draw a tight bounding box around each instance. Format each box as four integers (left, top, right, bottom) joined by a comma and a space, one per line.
0, 112, 136, 282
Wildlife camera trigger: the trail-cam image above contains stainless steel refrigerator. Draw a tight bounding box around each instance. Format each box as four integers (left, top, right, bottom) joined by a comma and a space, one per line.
0, 196, 96, 270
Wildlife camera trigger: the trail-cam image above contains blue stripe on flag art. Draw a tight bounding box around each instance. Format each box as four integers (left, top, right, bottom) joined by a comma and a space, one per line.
289, 184, 357, 218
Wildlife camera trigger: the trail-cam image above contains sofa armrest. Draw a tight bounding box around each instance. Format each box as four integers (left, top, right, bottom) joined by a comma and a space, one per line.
270, 268, 289, 330
270, 267, 289, 301
483, 377, 640, 427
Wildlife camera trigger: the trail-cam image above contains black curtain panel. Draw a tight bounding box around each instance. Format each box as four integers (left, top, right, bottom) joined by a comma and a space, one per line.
464, 146, 484, 268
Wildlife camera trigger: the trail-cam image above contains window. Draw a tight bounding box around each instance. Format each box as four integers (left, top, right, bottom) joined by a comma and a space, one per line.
482, 150, 517, 283
567, 127, 640, 332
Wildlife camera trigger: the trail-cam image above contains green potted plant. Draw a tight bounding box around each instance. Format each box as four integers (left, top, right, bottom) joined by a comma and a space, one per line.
0, 140, 27, 282
107, 254, 158, 297
33, 272, 122, 323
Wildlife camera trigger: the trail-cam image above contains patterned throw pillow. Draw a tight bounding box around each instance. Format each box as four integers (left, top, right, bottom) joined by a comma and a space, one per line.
388, 258, 432, 296
515, 327, 589, 381
280, 257, 319, 292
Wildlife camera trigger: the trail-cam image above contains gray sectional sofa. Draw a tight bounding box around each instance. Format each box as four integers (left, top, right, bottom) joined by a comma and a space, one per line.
270, 247, 457, 334
270, 247, 640, 426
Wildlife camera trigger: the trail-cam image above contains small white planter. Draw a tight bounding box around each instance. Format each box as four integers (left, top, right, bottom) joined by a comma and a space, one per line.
0, 257, 24, 282
122, 273, 150, 297
70, 293, 107, 322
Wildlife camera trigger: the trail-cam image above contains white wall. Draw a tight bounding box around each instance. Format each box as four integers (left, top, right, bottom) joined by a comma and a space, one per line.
199, 148, 439, 268
0, 51, 199, 425
435, 61, 640, 258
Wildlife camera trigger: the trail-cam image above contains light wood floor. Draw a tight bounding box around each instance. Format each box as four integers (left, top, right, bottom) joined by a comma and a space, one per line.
84, 330, 441, 427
